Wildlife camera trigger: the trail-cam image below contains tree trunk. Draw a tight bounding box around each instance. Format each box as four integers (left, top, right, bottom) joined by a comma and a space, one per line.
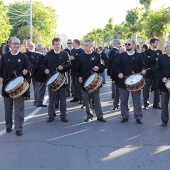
158, 36, 165, 53
131, 33, 137, 43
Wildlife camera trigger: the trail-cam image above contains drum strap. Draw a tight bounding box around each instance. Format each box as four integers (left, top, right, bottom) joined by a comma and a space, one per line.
129, 55, 137, 74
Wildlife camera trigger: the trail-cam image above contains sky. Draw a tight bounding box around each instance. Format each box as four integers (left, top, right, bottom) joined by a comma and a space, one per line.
4, 0, 170, 39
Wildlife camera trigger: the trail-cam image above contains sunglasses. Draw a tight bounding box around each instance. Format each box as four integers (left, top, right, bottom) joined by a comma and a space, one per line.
67, 43, 72, 44
125, 43, 132, 46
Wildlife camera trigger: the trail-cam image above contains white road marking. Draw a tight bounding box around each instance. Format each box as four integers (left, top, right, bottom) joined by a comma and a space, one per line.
0, 95, 49, 137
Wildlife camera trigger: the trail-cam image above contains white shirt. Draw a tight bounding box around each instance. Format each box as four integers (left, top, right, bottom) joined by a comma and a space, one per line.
54, 50, 61, 54
113, 46, 119, 50
127, 51, 135, 56
11, 50, 19, 55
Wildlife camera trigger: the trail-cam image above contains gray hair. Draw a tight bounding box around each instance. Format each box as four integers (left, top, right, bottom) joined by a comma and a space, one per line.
36, 44, 44, 51
113, 39, 120, 45
84, 39, 92, 45
9, 37, 20, 43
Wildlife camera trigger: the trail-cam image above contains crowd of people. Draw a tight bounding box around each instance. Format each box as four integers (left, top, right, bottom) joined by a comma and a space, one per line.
0, 36, 170, 136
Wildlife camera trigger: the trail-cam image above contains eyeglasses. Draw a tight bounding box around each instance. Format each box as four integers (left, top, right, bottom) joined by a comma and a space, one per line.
11, 43, 20, 45
125, 43, 132, 46
67, 43, 72, 44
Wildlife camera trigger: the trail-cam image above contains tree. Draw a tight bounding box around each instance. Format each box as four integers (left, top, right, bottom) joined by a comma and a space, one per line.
7, 1, 57, 45
0, 0, 12, 44
139, 0, 154, 13
144, 7, 170, 50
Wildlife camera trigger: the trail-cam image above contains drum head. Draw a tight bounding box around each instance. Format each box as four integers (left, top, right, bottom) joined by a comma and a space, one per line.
84, 74, 96, 87
166, 80, 170, 88
125, 74, 143, 85
46, 73, 59, 85
5, 76, 23, 91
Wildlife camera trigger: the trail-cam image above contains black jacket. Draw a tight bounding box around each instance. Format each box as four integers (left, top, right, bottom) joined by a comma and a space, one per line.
114, 51, 145, 88
32, 53, 47, 82
43, 50, 71, 87
0, 52, 31, 97
99, 51, 108, 69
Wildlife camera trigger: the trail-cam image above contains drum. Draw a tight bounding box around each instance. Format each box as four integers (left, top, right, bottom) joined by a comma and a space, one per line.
46, 72, 66, 92
165, 80, 170, 93
84, 73, 103, 93
5, 76, 29, 99
125, 74, 145, 92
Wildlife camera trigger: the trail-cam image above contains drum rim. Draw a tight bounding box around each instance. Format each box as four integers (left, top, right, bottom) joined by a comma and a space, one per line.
5, 76, 24, 93
124, 73, 143, 85
46, 72, 60, 86
84, 73, 97, 88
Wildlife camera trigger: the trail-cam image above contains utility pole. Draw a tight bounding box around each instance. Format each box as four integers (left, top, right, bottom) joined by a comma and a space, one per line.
30, 0, 32, 42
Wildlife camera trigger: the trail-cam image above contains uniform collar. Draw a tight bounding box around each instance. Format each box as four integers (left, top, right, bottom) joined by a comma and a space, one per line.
11, 50, 19, 55
127, 51, 135, 56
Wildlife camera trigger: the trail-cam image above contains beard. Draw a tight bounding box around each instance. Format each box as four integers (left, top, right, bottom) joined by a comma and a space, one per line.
126, 48, 132, 51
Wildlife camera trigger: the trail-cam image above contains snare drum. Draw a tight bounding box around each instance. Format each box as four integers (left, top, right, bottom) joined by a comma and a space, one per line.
46, 72, 66, 92
125, 74, 145, 92
84, 73, 103, 93
5, 76, 29, 99
165, 80, 170, 93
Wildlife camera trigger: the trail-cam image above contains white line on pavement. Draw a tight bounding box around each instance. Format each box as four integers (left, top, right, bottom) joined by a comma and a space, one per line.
0, 95, 49, 137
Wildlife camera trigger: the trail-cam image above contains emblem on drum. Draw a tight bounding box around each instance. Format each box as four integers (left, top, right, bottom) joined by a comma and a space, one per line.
18, 59, 21, 62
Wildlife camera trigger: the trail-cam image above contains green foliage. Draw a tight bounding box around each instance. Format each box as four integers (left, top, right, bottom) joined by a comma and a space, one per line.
7, 1, 57, 45
0, 1, 12, 44
144, 7, 170, 38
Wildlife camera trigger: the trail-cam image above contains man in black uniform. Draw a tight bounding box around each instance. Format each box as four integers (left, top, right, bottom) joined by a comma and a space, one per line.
143, 37, 162, 110
32, 44, 47, 107
44, 38, 71, 122
155, 41, 170, 126
63, 39, 75, 97
77, 39, 106, 122
114, 39, 146, 124
107, 39, 120, 98
24, 42, 36, 100
97, 46, 108, 84
70, 39, 84, 104
0, 37, 31, 136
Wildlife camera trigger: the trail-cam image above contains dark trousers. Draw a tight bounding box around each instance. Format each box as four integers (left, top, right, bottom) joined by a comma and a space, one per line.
119, 88, 143, 120
113, 84, 120, 107
71, 75, 82, 100
34, 81, 46, 106
4, 96, 24, 131
143, 78, 160, 107
48, 87, 67, 119
161, 91, 170, 123
81, 89, 103, 118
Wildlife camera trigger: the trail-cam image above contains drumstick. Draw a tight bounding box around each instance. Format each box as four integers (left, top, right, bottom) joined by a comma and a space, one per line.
85, 64, 101, 76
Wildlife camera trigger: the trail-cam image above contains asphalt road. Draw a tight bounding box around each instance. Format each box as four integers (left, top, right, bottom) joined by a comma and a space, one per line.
0, 74, 170, 170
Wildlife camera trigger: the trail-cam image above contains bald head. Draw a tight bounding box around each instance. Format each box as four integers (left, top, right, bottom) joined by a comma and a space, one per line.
125, 39, 136, 52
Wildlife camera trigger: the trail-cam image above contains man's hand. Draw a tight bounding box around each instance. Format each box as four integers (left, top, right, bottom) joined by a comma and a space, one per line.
93, 66, 99, 72
118, 73, 123, 79
0, 77, 3, 84
79, 77, 83, 83
22, 69, 28, 75
162, 77, 168, 83
141, 69, 146, 75
58, 65, 63, 70
70, 56, 75, 60
45, 69, 50, 74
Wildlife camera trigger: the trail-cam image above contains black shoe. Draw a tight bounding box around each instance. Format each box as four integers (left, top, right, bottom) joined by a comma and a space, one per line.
121, 118, 128, 123
143, 106, 149, 110
55, 105, 59, 109
24, 97, 30, 100
61, 117, 68, 122
70, 98, 79, 102
153, 105, 161, 109
84, 117, 93, 122
136, 119, 143, 124
6, 127, 12, 133
161, 122, 167, 126
97, 118, 107, 122
16, 130, 23, 136
47, 117, 54, 122
112, 106, 119, 110
36, 104, 47, 107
